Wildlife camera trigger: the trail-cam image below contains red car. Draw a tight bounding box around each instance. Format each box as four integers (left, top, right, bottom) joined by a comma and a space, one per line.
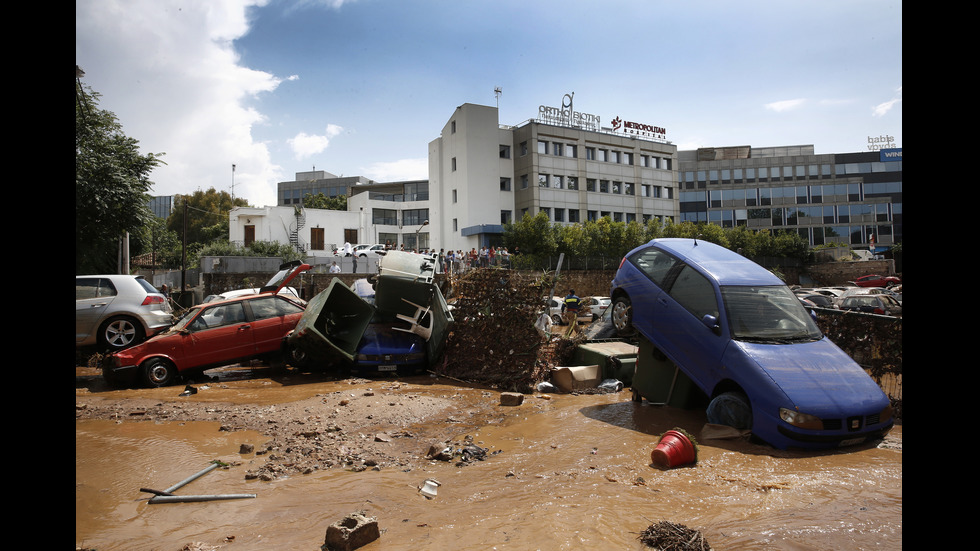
853, 274, 901, 288
103, 262, 310, 388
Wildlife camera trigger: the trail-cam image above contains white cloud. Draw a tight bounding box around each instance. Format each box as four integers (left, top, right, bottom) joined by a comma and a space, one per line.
76, 0, 284, 207
764, 98, 807, 112
288, 124, 344, 159
361, 158, 429, 182
872, 86, 902, 117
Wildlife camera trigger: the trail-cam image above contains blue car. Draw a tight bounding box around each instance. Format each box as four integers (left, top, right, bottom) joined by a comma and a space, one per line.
610, 238, 894, 450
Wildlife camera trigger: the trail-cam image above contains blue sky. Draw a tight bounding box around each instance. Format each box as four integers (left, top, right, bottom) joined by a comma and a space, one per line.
76, 0, 902, 208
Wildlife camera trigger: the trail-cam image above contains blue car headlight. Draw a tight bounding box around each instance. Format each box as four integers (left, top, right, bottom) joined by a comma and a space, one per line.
779, 408, 823, 430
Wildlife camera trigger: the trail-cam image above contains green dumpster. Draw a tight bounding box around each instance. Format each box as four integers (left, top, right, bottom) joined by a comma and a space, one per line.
630, 336, 707, 409
572, 340, 639, 385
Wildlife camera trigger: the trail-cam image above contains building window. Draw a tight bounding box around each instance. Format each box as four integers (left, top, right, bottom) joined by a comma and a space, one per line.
569, 209, 580, 223
612, 181, 622, 194
554, 208, 565, 222
500, 177, 511, 191
538, 140, 547, 154
402, 208, 428, 226
567, 176, 578, 190
598, 149, 607, 162
586, 147, 596, 160
521, 174, 529, 189
624, 182, 634, 195
501, 210, 512, 224
373, 208, 397, 225
452, 189, 457, 203
586, 178, 596, 192
538, 174, 549, 188
452, 157, 457, 171
541, 207, 551, 219
552, 142, 563, 156
566, 144, 577, 158
610, 151, 620, 163
587, 210, 598, 221
641, 184, 651, 197
451, 120, 456, 133
599, 180, 609, 193
552, 175, 563, 189
520, 141, 528, 156
500, 145, 511, 159
623, 152, 633, 165
453, 218, 458, 231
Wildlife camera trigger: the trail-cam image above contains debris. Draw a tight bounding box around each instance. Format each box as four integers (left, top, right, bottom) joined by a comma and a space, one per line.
500, 392, 525, 406
179, 385, 198, 396
536, 381, 558, 393
418, 478, 441, 499
323, 512, 380, 551
637, 520, 712, 550
651, 428, 699, 469
143, 462, 256, 504
550, 365, 601, 393
597, 378, 624, 393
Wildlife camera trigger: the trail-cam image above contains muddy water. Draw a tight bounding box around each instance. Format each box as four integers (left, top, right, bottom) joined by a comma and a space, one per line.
76, 373, 901, 550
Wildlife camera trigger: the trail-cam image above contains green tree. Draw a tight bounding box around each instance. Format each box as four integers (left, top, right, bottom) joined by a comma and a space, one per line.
75, 82, 164, 274
303, 192, 347, 210
166, 188, 249, 246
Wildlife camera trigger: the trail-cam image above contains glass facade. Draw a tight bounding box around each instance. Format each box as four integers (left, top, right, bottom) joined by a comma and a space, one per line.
677, 148, 902, 248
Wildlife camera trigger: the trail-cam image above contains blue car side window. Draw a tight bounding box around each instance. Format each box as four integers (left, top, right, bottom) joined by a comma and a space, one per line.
631, 248, 678, 286
669, 265, 718, 321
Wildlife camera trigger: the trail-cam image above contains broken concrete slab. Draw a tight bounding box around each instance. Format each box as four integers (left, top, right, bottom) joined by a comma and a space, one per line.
323, 512, 380, 551
550, 364, 601, 392
500, 392, 525, 406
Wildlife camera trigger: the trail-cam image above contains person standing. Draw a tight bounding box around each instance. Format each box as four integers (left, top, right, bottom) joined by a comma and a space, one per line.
562, 289, 582, 333
329, 261, 341, 274
352, 254, 358, 273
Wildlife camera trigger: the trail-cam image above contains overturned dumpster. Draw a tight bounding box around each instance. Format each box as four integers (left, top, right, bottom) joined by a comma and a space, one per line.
288, 251, 454, 374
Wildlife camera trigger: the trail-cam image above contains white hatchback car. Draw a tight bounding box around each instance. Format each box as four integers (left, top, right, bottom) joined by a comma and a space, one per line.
76, 274, 174, 351
353, 244, 387, 257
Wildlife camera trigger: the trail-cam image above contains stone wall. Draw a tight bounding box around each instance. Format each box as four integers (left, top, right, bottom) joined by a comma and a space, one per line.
803, 259, 898, 287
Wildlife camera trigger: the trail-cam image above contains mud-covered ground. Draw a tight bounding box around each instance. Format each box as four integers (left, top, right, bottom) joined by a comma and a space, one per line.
75, 364, 533, 481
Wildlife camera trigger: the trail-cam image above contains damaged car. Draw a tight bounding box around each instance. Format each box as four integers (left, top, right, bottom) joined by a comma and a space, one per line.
610, 238, 893, 450
102, 261, 311, 387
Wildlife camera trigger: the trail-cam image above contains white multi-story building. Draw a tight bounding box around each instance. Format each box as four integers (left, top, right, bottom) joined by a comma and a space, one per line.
429, 102, 678, 252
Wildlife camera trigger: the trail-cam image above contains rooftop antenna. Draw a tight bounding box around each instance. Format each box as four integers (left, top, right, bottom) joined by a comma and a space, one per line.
231, 164, 236, 202
494, 86, 502, 109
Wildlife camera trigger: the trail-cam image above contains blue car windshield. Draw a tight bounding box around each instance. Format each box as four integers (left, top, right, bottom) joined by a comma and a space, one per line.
722, 285, 822, 343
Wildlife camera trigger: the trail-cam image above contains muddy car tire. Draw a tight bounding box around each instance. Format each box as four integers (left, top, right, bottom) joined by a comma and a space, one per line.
99, 316, 145, 351
141, 358, 178, 387
706, 391, 753, 430
551, 314, 564, 326
611, 296, 635, 337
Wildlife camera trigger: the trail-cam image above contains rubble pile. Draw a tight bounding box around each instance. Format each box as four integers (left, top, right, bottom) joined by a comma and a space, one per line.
436, 269, 556, 392
637, 520, 712, 550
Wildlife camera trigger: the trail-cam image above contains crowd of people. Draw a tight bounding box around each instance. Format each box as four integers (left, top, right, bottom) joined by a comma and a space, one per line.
330, 241, 518, 275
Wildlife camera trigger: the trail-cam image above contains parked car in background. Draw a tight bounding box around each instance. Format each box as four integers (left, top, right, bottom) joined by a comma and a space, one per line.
853, 274, 901, 288
204, 286, 302, 304
839, 294, 902, 316
76, 274, 174, 351
353, 244, 387, 258
609, 238, 893, 450
101, 262, 310, 387
860, 286, 902, 305
796, 293, 837, 309
585, 296, 612, 320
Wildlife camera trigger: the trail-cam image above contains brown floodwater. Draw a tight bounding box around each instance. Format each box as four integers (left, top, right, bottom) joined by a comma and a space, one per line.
76, 371, 901, 550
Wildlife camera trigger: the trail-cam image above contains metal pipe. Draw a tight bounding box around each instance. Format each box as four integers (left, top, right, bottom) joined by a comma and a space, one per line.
149, 493, 256, 504
163, 463, 220, 494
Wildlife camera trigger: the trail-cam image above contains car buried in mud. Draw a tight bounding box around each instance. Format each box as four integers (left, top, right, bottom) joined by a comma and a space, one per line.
102, 262, 310, 387
609, 238, 894, 450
